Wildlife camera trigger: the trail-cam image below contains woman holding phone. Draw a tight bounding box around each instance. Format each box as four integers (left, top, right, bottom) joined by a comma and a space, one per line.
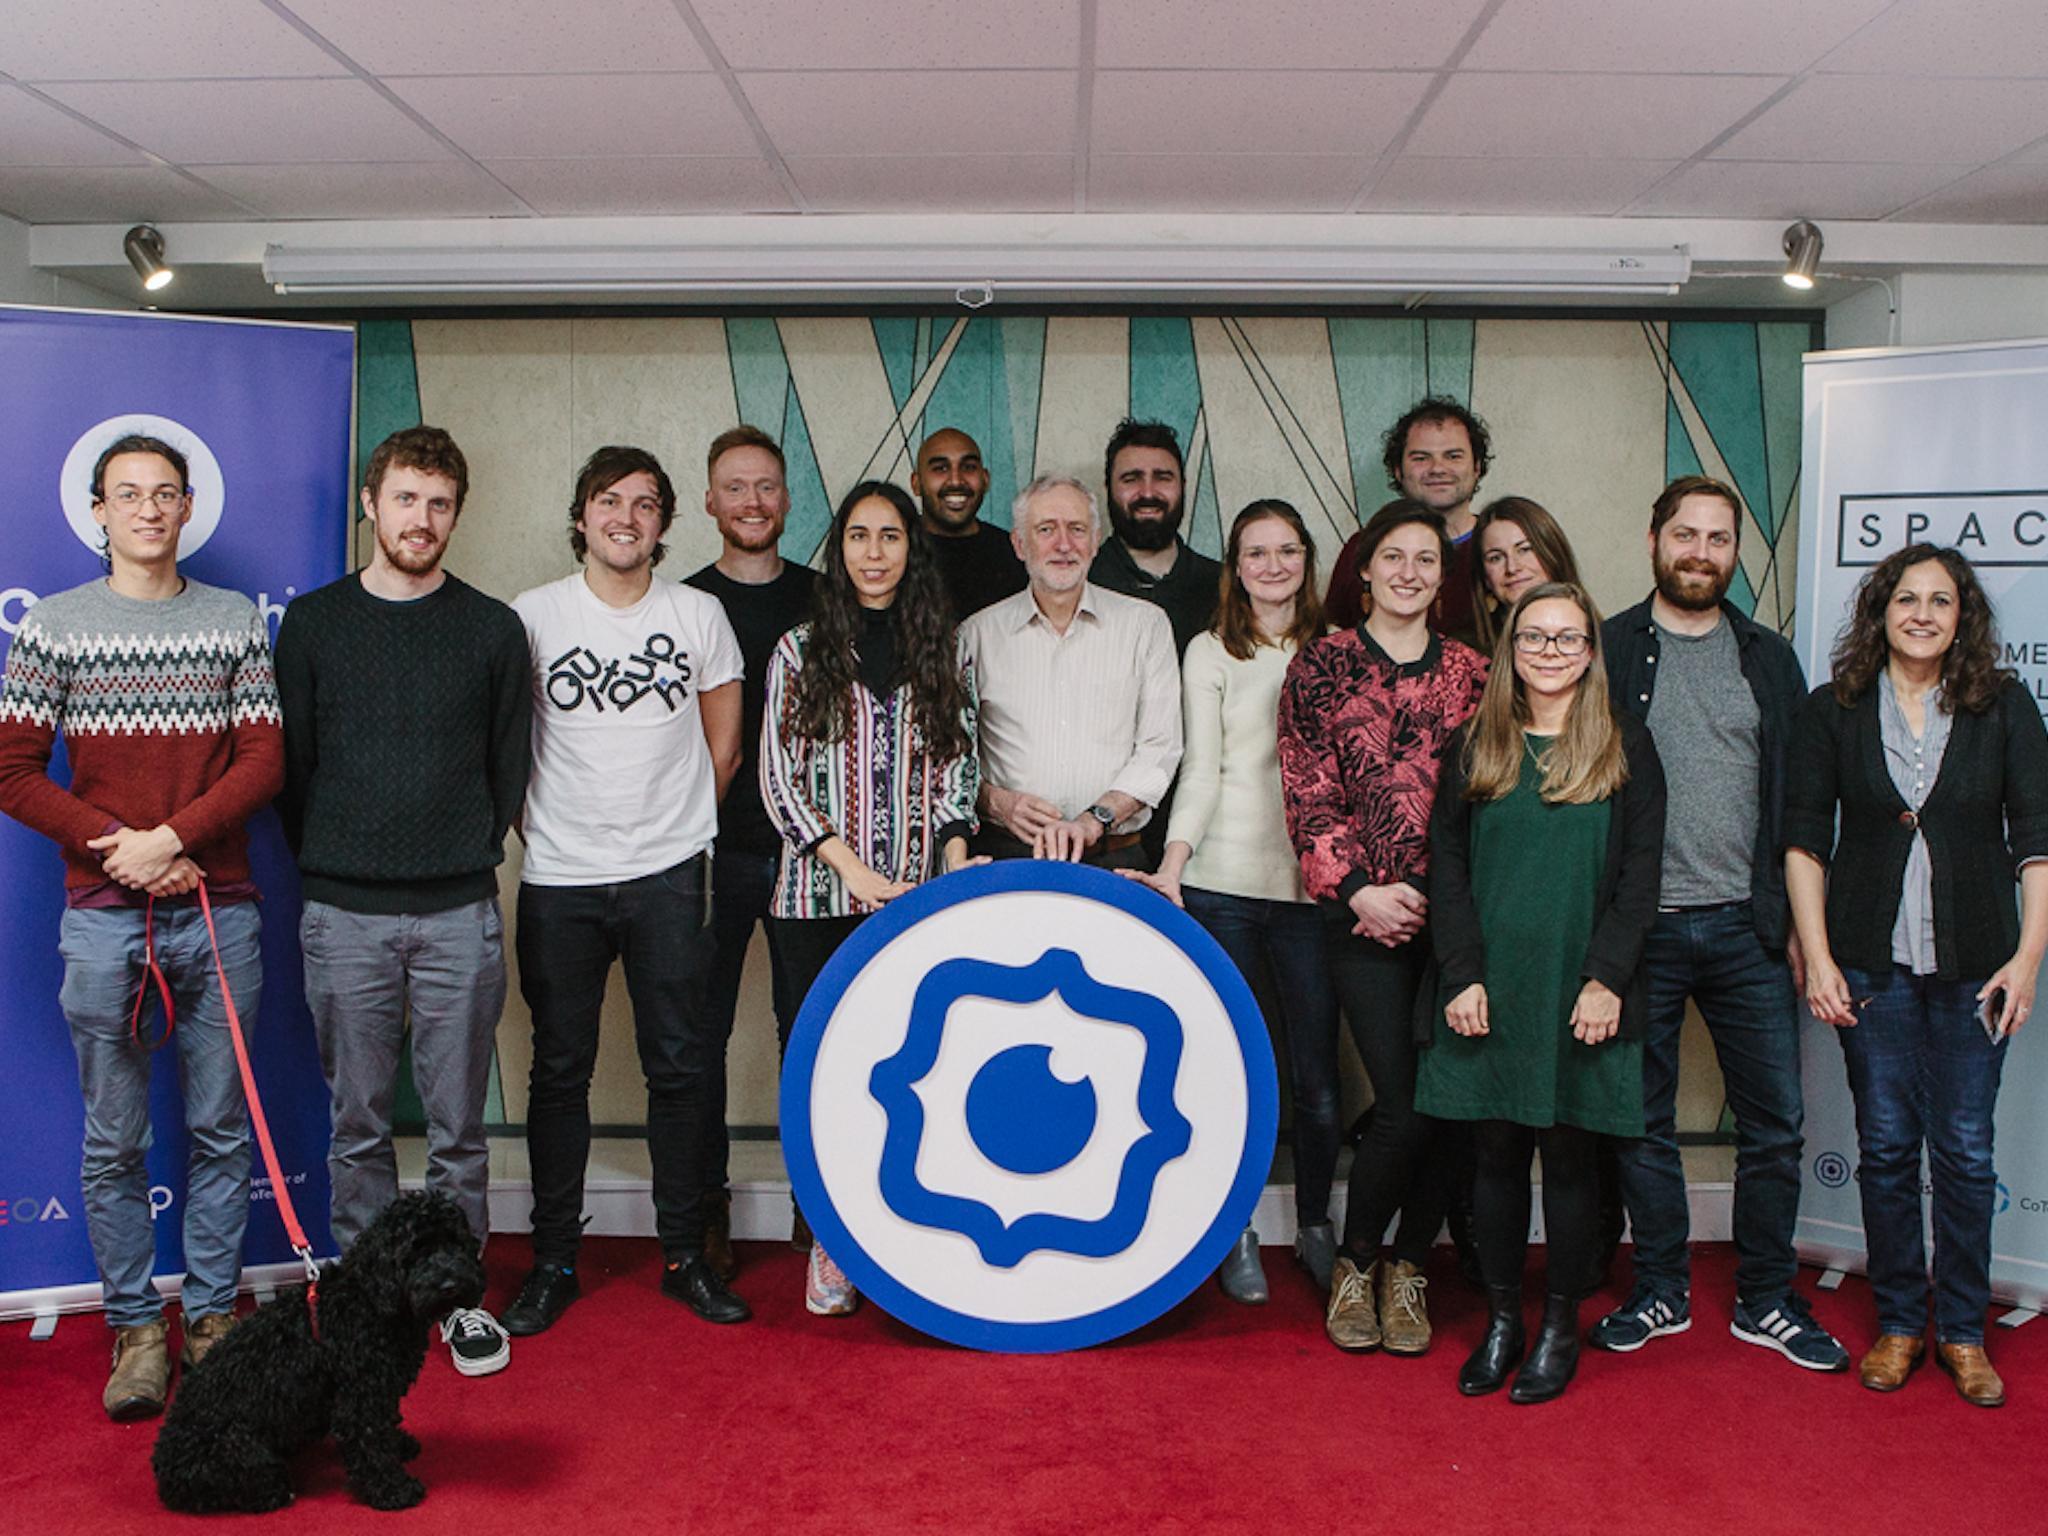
1784, 543, 2048, 1408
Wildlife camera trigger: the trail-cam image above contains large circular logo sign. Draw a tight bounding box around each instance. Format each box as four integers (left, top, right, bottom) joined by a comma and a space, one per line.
59, 413, 226, 558
780, 861, 1278, 1353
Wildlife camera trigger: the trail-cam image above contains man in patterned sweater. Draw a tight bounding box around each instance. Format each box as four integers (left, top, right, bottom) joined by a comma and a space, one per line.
0, 434, 283, 1421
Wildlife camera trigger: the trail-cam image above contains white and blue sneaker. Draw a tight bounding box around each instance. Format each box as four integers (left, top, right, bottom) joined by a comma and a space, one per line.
1587, 1287, 1691, 1352
1731, 1293, 1850, 1372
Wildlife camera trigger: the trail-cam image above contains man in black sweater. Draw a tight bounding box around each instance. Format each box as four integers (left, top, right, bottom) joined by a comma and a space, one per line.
911, 426, 1025, 623
274, 426, 532, 1379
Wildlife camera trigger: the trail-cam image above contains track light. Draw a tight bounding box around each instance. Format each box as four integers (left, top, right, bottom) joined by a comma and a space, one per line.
123, 224, 173, 292
1781, 220, 1822, 291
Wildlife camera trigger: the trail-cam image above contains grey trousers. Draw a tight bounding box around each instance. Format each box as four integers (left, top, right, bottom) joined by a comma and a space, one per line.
59, 902, 262, 1329
302, 897, 507, 1252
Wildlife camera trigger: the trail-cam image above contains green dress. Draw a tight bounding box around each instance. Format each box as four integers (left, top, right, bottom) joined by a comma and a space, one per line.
1416, 740, 1645, 1136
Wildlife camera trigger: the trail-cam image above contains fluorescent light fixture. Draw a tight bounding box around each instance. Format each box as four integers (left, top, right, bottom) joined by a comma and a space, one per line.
1781, 220, 1822, 291
124, 224, 173, 292
262, 241, 1690, 300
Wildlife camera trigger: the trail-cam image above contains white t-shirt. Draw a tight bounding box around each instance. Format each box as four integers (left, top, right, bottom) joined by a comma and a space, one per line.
513, 572, 743, 886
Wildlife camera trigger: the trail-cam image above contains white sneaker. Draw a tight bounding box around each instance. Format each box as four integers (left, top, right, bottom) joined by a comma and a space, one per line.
804, 1244, 858, 1316
440, 1306, 511, 1376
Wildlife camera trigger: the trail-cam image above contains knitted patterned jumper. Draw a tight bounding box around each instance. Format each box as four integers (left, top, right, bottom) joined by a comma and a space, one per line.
0, 577, 284, 906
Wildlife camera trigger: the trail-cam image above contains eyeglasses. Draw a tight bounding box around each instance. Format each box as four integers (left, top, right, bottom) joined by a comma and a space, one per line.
1512, 628, 1591, 656
1240, 543, 1307, 566
105, 488, 187, 510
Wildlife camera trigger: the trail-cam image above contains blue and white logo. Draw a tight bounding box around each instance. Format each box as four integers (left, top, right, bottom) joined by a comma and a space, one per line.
780, 861, 1278, 1353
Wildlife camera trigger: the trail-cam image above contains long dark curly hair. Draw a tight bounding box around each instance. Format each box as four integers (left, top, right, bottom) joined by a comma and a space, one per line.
1829, 542, 2011, 714
784, 480, 973, 760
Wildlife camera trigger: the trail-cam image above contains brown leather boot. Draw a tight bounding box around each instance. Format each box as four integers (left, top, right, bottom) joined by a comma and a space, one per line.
1858, 1333, 1924, 1392
1937, 1342, 2005, 1408
1379, 1258, 1432, 1355
104, 1318, 170, 1422
1325, 1257, 1380, 1352
180, 1311, 237, 1370
702, 1190, 737, 1282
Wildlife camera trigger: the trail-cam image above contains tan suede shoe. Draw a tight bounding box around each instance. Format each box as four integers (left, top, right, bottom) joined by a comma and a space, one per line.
180, 1311, 237, 1370
1325, 1257, 1380, 1352
104, 1318, 170, 1422
1379, 1259, 1432, 1355
1937, 1342, 2006, 1408
1858, 1333, 1924, 1392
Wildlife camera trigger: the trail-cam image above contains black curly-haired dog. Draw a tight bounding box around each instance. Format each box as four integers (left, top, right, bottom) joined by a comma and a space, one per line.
152, 1191, 486, 1513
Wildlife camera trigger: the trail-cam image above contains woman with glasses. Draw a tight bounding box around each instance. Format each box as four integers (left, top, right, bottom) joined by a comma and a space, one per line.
1785, 544, 2048, 1408
1419, 581, 1665, 1403
1127, 500, 1336, 1303
1468, 497, 1582, 658
760, 480, 981, 1318
1279, 499, 1487, 1357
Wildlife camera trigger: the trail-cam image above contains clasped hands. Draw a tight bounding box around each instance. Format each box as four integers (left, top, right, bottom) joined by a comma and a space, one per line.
990, 786, 1103, 863
86, 824, 205, 897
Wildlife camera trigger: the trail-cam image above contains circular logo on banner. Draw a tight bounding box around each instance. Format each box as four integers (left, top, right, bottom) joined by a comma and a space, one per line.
780, 861, 1278, 1353
59, 414, 227, 558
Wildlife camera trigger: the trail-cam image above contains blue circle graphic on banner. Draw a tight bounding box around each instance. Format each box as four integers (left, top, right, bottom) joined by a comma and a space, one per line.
779, 860, 1279, 1353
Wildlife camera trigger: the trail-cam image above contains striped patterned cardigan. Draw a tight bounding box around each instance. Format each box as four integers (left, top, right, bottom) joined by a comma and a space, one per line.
760, 622, 979, 920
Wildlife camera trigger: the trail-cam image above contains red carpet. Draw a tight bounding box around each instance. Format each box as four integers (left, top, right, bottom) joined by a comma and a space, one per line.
3, 1237, 2037, 1534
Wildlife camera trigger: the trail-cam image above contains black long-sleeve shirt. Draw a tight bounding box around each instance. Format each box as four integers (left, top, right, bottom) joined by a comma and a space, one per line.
274, 572, 531, 914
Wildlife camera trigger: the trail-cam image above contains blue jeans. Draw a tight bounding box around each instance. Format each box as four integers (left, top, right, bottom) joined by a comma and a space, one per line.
517, 857, 715, 1266
1838, 964, 2007, 1345
59, 901, 263, 1329
1615, 903, 1804, 1305
700, 844, 795, 1196
1182, 887, 1340, 1222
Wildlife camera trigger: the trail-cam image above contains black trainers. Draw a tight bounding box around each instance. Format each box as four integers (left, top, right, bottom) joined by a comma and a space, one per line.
439, 1306, 511, 1376
1731, 1292, 1850, 1372
1588, 1287, 1691, 1352
662, 1256, 752, 1324
502, 1264, 579, 1337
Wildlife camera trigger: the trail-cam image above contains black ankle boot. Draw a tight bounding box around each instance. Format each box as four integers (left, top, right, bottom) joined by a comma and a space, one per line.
1510, 1292, 1581, 1404
1459, 1285, 1525, 1396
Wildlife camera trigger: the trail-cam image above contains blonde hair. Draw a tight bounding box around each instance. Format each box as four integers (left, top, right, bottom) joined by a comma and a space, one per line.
1462, 581, 1627, 805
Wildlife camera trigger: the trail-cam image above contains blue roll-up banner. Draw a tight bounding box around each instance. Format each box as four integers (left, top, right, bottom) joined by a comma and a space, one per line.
1795, 336, 2048, 1311
0, 305, 353, 1320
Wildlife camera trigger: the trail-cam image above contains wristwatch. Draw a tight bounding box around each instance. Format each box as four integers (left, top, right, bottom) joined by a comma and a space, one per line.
1084, 804, 1117, 832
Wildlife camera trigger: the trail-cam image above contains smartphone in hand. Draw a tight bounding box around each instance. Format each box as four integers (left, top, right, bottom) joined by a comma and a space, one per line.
1979, 988, 2010, 1042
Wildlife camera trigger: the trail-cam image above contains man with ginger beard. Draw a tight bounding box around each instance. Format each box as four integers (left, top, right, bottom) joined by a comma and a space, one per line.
1594, 474, 1846, 1373
275, 425, 531, 1377
1089, 417, 1220, 659
911, 426, 1024, 622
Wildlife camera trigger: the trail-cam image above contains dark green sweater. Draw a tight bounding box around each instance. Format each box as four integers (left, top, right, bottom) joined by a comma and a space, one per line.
275, 572, 532, 914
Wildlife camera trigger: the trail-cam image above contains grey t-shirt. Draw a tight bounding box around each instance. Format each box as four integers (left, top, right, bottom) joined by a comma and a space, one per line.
1644, 617, 1760, 905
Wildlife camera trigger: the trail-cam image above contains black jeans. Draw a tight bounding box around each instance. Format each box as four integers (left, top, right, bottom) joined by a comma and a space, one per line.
701, 844, 796, 1196
517, 857, 715, 1267
1325, 926, 1447, 1265
769, 915, 867, 1024
1473, 1119, 1601, 1298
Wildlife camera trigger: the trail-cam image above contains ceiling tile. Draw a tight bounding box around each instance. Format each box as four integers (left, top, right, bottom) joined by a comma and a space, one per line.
1818, 1, 2048, 78
692, 0, 1080, 69
1097, 1, 1485, 70
1361, 156, 1675, 215
283, 0, 711, 75
1463, 0, 1892, 73
786, 155, 1074, 212
1622, 159, 1972, 219
0, 1, 343, 79
1712, 76, 2048, 163
1890, 161, 2048, 222
0, 84, 146, 165
37, 78, 454, 165
195, 160, 530, 219
1409, 72, 1786, 159
1088, 154, 1367, 212
482, 155, 792, 215
387, 74, 758, 160
741, 71, 1075, 156
1091, 70, 1430, 156
0, 165, 252, 223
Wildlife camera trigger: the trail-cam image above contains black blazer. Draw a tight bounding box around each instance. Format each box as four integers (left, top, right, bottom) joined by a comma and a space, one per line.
1423, 712, 1667, 1043
1782, 677, 2048, 980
